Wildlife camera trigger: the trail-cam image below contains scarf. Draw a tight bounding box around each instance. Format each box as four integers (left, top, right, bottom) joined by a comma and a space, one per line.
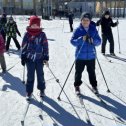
27, 27, 42, 36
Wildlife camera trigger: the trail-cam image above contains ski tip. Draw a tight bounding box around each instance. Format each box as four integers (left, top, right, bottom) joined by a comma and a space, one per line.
21, 121, 24, 126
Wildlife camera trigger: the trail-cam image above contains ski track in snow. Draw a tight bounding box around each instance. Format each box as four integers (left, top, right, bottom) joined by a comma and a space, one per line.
0, 16, 126, 126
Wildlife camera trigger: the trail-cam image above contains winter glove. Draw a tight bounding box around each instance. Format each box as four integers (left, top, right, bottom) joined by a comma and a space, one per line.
18, 33, 21, 37
21, 55, 27, 66
21, 59, 25, 66
43, 60, 49, 67
116, 20, 119, 25
43, 55, 49, 61
83, 34, 93, 44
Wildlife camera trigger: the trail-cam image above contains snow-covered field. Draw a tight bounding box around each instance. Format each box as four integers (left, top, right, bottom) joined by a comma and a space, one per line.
0, 16, 126, 126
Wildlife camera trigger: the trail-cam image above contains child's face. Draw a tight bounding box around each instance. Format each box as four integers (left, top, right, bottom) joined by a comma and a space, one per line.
30, 24, 40, 29
81, 18, 90, 28
105, 15, 110, 19
9, 19, 13, 23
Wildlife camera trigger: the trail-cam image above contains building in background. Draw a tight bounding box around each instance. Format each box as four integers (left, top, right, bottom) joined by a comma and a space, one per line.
68, 0, 126, 18
0, 0, 125, 18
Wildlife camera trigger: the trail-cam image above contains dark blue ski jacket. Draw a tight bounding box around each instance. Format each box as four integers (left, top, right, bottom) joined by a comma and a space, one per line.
71, 23, 101, 60
21, 32, 49, 62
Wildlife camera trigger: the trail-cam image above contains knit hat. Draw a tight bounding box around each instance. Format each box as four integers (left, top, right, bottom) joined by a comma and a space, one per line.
104, 10, 110, 15
9, 16, 14, 21
2, 13, 6, 17
29, 16, 41, 27
81, 12, 92, 21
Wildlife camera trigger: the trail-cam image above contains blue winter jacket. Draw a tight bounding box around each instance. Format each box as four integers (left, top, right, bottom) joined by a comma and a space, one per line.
21, 32, 49, 62
71, 23, 101, 60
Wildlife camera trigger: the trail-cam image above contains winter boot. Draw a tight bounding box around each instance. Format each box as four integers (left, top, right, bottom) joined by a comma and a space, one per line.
102, 52, 105, 55
92, 86, 99, 95
40, 90, 45, 98
26, 93, 32, 101
2, 69, 6, 74
110, 53, 116, 56
75, 86, 81, 95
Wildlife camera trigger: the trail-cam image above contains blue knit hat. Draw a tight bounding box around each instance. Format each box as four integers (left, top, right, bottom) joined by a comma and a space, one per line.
81, 12, 92, 21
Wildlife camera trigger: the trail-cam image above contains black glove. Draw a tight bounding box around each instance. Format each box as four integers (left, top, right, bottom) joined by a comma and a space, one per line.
21, 56, 27, 66
85, 34, 93, 44
116, 20, 119, 25
43, 55, 49, 61
85, 34, 90, 41
21, 59, 25, 66
17, 31, 21, 37
19, 33, 21, 37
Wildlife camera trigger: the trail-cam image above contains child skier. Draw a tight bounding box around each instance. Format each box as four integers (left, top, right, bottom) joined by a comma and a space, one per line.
71, 12, 101, 95
0, 34, 6, 73
6, 16, 21, 51
21, 16, 49, 100
96, 10, 118, 56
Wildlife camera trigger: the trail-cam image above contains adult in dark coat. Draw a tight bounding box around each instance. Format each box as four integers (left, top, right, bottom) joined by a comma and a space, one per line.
68, 12, 74, 32
96, 11, 118, 56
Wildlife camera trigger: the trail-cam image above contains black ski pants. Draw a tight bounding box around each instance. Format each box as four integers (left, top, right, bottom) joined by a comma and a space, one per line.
6, 36, 20, 51
1, 33, 6, 43
102, 33, 114, 54
69, 23, 73, 32
74, 59, 97, 88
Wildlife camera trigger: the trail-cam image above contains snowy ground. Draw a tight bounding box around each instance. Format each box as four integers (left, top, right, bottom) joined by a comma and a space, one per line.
0, 16, 126, 126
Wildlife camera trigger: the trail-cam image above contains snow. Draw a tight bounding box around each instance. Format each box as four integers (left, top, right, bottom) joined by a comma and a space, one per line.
0, 16, 126, 126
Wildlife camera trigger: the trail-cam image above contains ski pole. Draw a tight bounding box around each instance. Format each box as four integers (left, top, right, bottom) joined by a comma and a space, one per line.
57, 41, 85, 99
94, 47, 110, 92
22, 65, 25, 84
117, 19, 121, 53
47, 66, 81, 120
47, 67, 59, 83
96, 57, 110, 92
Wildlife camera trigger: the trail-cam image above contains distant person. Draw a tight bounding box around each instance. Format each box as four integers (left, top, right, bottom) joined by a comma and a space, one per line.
6, 16, 21, 51
68, 12, 74, 32
21, 16, 49, 101
0, 13, 7, 42
96, 10, 119, 56
80, 6, 82, 13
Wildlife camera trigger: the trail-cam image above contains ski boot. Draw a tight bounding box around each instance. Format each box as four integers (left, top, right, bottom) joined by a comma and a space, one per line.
75, 86, 81, 96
